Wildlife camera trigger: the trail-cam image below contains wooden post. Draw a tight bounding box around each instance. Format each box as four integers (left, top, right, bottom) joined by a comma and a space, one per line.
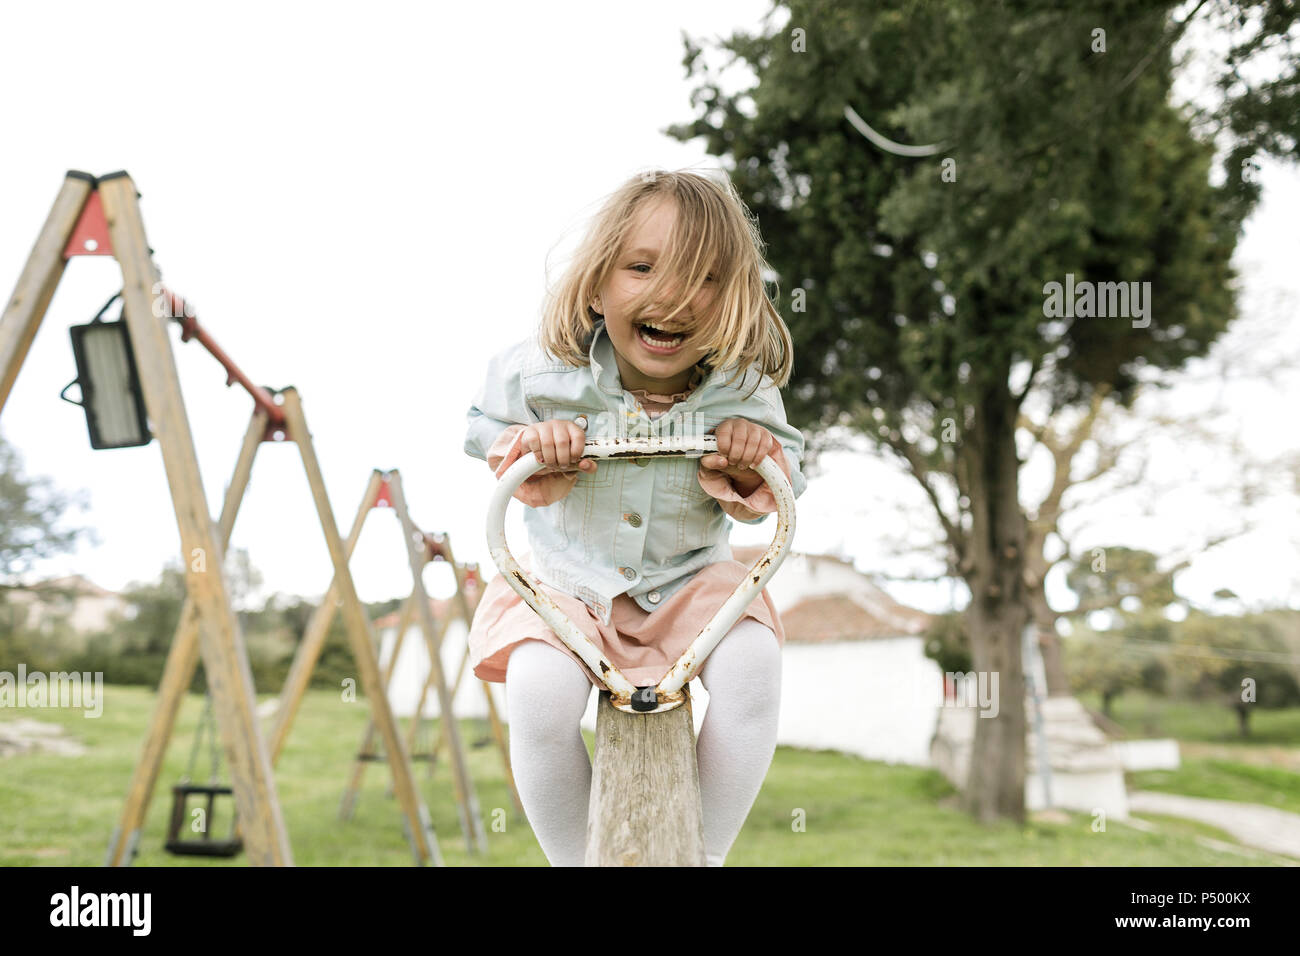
585, 687, 706, 866
386, 471, 487, 854
347, 596, 439, 814
105, 404, 268, 865
375, 547, 524, 818
266, 469, 385, 764
98, 173, 292, 866
407, 537, 523, 815
402, 613, 450, 755
279, 389, 442, 866
0, 172, 92, 412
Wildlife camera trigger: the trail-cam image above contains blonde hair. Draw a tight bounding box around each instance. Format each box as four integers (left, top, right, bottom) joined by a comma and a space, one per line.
538, 168, 793, 395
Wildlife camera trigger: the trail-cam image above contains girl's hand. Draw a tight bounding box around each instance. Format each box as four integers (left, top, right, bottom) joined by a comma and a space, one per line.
520, 419, 597, 475
700, 418, 778, 493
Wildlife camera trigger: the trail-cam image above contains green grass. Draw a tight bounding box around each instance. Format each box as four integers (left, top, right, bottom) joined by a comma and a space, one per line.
1077, 689, 1300, 744
0, 684, 1292, 866
1074, 689, 1300, 817
1129, 760, 1300, 816
726, 746, 1276, 866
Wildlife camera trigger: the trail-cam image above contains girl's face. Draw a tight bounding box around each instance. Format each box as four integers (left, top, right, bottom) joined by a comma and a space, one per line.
596, 197, 716, 395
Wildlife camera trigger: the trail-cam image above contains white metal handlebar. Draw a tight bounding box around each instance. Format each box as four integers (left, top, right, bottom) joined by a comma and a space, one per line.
485, 433, 795, 713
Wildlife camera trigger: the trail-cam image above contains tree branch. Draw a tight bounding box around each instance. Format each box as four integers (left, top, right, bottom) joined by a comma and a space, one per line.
877, 424, 968, 565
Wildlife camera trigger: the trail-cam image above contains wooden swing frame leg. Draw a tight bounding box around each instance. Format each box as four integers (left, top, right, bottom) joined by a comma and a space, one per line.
0, 171, 290, 866
265, 469, 387, 766
103, 176, 293, 864
279, 392, 444, 866
385, 471, 487, 855
407, 530, 526, 819
339, 592, 418, 820
411, 622, 525, 820
104, 405, 267, 866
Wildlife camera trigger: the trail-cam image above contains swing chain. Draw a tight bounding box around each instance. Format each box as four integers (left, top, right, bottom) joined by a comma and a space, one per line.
181, 690, 225, 784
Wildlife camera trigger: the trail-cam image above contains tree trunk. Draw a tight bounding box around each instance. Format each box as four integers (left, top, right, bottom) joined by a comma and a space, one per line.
960, 389, 1028, 824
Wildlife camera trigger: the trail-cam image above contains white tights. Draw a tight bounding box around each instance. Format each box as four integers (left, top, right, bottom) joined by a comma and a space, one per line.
504, 618, 781, 867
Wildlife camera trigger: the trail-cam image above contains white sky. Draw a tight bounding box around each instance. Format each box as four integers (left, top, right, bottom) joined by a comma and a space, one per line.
1, 1, 1296, 617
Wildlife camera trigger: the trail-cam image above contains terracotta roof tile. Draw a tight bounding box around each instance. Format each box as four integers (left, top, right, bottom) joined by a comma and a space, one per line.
728, 546, 932, 643
780, 593, 929, 643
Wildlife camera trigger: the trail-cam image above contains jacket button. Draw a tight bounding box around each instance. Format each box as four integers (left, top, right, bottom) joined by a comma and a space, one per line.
625, 512, 642, 527
621, 566, 637, 581
647, 590, 661, 604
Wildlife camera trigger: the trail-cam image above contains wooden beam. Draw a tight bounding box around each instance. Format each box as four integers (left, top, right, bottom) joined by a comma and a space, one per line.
398, 541, 524, 817
350, 595, 438, 814
106, 404, 268, 865
386, 471, 487, 855
266, 469, 385, 764
0, 172, 92, 412
585, 688, 706, 866
403, 612, 450, 755
99, 173, 291, 866
279, 388, 443, 866
427, 544, 525, 818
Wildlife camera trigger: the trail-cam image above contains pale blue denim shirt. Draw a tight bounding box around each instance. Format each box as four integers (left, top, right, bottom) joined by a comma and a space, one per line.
464, 318, 807, 626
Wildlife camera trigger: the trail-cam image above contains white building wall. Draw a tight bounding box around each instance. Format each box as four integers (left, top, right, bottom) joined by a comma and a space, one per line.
381, 615, 944, 768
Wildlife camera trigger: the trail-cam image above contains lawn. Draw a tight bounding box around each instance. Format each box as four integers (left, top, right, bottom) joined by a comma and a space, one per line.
1075, 689, 1300, 816
0, 684, 1292, 866
1077, 689, 1300, 745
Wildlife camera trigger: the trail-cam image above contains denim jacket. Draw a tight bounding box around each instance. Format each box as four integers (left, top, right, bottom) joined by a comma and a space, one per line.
464, 318, 806, 625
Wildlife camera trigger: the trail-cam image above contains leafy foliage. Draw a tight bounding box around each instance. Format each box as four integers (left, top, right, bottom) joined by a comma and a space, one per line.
0, 434, 92, 581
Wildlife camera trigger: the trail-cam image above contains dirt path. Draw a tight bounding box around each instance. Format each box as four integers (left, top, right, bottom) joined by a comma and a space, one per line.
1128, 790, 1300, 860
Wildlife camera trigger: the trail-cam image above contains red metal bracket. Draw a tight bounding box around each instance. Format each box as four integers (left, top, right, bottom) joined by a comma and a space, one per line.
423, 532, 450, 562
260, 411, 290, 443
63, 190, 113, 259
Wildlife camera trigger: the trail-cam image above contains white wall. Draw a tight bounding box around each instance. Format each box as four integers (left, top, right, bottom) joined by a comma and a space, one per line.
381, 618, 943, 768
767, 637, 943, 765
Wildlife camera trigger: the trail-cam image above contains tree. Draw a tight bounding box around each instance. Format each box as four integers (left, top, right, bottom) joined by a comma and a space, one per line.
1066, 546, 1179, 623
0, 432, 93, 583
1059, 546, 1180, 715
0, 432, 96, 664
669, 0, 1298, 821
1168, 610, 1300, 737
1020, 300, 1297, 696
117, 562, 188, 658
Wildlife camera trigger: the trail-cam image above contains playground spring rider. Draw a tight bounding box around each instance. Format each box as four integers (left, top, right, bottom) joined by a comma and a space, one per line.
486, 432, 795, 866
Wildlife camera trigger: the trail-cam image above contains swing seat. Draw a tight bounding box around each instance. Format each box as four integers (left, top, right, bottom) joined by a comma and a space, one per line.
164, 783, 244, 858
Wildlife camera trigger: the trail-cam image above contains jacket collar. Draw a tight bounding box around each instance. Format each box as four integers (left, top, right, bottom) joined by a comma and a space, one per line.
587, 319, 623, 396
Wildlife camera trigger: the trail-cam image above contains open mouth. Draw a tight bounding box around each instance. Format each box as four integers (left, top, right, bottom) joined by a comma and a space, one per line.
635, 321, 689, 352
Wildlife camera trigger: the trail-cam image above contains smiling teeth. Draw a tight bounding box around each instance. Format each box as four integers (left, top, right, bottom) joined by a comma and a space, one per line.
638, 325, 684, 348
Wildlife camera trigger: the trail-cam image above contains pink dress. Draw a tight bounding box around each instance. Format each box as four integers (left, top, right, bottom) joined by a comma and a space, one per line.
466, 373, 794, 689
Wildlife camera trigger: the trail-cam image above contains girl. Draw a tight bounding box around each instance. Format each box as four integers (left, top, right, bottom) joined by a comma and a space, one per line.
463, 168, 806, 866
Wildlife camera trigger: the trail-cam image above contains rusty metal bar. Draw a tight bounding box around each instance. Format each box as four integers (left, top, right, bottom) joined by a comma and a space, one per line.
486, 434, 795, 714
155, 284, 286, 428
